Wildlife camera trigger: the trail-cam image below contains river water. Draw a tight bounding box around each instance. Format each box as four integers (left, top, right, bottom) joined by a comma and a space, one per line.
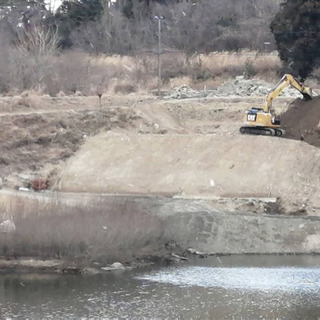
1, 255, 320, 319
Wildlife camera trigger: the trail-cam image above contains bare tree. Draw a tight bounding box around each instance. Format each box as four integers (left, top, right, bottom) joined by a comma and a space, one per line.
16, 23, 59, 56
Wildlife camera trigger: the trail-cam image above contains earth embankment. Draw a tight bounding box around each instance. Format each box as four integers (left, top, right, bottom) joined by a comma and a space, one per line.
2, 190, 320, 263
281, 96, 320, 148
0, 82, 319, 267
57, 132, 320, 214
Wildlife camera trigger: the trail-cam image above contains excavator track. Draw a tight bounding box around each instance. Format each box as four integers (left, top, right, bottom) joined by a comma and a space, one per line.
240, 127, 285, 137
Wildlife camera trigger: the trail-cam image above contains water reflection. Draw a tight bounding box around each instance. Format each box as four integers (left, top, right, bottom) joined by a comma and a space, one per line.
138, 266, 320, 292
1, 255, 320, 319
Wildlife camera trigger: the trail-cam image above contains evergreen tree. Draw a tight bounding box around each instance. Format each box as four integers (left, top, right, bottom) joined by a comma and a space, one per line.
54, 0, 103, 47
271, 0, 320, 81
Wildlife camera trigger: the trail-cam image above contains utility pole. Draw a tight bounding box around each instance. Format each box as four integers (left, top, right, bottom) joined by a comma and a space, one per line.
154, 16, 164, 96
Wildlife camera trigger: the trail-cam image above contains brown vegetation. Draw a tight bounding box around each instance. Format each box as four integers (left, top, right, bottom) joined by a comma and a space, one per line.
0, 98, 145, 184
0, 51, 281, 96
0, 0, 283, 96
0, 197, 166, 264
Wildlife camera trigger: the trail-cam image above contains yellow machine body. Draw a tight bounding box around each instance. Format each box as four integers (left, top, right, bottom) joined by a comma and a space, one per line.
243, 110, 280, 128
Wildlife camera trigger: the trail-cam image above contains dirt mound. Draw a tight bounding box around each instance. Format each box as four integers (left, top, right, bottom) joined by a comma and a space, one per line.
281, 97, 320, 148
58, 133, 320, 214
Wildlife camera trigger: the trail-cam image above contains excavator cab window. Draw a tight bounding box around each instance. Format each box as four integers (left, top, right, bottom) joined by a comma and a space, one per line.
271, 117, 281, 125
250, 108, 263, 112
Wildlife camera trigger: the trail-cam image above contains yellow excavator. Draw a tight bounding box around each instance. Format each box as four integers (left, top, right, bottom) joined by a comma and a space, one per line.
239, 74, 313, 136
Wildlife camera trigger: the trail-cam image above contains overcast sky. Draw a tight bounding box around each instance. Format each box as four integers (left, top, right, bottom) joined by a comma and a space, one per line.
46, 0, 117, 12
46, 0, 62, 11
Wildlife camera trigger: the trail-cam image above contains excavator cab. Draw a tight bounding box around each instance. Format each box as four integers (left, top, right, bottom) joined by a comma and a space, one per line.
240, 74, 313, 136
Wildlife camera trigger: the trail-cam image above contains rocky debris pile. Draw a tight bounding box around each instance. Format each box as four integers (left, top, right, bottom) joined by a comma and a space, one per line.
281, 96, 320, 148
207, 76, 302, 98
165, 76, 302, 99
165, 85, 207, 99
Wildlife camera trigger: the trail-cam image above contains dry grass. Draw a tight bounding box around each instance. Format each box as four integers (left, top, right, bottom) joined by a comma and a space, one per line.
93, 51, 281, 92
11, 91, 50, 110
0, 106, 143, 184
190, 51, 281, 80
0, 50, 282, 97
168, 76, 193, 89
0, 197, 167, 264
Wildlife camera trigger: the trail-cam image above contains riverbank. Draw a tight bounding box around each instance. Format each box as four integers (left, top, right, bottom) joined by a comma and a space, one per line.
1, 190, 320, 273
0, 87, 319, 273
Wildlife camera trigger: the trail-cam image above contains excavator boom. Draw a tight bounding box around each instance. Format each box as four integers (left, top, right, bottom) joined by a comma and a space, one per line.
263, 74, 313, 112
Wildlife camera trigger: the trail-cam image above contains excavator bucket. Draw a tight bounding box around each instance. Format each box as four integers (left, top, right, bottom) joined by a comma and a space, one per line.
301, 88, 313, 101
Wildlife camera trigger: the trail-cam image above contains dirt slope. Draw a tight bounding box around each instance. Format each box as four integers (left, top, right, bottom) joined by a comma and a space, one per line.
281, 97, 320, 147
0, 95, 181, 185
1, 92, 319, 215
58, 132, 320, 214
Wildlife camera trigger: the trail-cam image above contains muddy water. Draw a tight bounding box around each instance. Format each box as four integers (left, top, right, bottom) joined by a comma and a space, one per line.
1, 255, 320, 320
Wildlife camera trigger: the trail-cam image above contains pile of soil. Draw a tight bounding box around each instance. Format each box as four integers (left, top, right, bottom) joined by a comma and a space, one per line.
58, 133, 320, 214
281, 97, 320, 148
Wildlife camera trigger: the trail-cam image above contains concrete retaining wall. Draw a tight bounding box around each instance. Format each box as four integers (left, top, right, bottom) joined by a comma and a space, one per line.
0, 190, 320, 259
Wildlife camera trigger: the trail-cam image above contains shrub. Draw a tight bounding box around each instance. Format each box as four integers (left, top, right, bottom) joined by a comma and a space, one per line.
243, 59, 258, 78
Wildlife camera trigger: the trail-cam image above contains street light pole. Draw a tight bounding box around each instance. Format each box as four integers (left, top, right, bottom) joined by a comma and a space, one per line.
155, 16, 164, 96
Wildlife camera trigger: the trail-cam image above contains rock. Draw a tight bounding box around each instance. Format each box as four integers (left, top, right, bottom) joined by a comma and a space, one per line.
164, 85, 205, 99
0, 178, 2, 189
170, 253, 189, 261
83, 267, 100, 274
186, 248, 207, 256
18, 187, 29, 192
101, 262, 125, 271
0, 220, 16, 233
110, 262, 124, 269
166, 78, 303, 100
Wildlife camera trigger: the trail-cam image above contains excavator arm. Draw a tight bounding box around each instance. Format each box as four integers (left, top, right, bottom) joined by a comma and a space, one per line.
263, 74, 313, 112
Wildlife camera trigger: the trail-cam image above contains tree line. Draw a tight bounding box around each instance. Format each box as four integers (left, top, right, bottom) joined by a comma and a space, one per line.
0, 0, 280, 54
1, 0, 318, 91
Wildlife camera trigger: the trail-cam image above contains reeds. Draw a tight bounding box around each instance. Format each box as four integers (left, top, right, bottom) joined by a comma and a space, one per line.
0, 50, 282, 97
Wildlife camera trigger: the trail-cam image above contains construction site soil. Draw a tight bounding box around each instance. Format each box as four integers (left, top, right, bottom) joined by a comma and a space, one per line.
0, 79, 319, 216
281, 96, 320, 147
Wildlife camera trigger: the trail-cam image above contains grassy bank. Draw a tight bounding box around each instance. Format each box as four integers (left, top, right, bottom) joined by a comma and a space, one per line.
0, 193, 168, 266
2, 190, 320, 273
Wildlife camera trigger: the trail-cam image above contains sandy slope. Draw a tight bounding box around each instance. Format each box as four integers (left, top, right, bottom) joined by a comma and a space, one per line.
1, 92, 319, 214
58, 123, 320, 215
